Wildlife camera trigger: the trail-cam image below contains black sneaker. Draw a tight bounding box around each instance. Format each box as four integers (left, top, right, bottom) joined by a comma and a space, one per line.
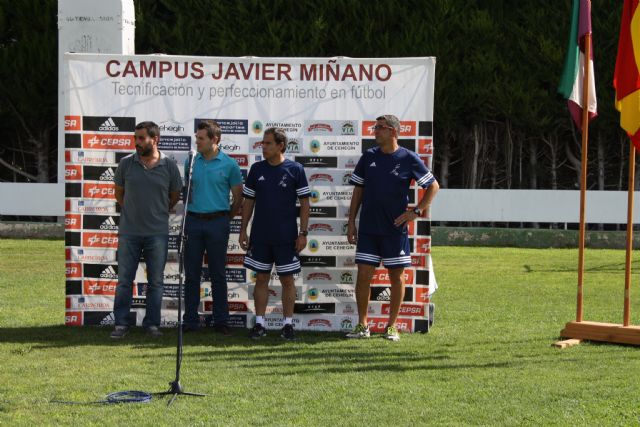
248, 323, 266, 339
281, 324, 296, 341
110, 325, 129, 339
214, 324, 232, 336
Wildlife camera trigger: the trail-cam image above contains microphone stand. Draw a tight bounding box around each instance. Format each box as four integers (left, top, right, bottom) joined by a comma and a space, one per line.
155, 149, 205, 406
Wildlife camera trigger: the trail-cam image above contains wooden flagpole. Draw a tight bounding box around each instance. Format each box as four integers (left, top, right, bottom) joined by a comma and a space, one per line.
623, 144, 635, 326
575, 32, 592, 323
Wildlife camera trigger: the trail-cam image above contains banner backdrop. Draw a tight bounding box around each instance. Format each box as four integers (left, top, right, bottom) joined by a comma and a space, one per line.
63, 54, 436, 333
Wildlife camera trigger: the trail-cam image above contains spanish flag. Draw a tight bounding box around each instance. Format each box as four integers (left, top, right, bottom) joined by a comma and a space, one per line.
558, 0, 597, 131
614, 0, 640, 150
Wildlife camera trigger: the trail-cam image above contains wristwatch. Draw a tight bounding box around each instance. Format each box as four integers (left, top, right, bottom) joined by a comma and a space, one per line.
299, 230, 308, 236
412, 207, 423, 217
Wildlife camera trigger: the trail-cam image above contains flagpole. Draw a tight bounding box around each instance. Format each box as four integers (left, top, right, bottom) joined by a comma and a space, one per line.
576, 31, 592, 323
624, 144, 635, 326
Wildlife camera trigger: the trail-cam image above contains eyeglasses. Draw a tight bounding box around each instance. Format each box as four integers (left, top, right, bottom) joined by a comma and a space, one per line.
373, 124, 393, 131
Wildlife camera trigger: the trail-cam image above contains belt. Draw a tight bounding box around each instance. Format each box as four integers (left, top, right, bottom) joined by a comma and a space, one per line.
187, 211, 229, 220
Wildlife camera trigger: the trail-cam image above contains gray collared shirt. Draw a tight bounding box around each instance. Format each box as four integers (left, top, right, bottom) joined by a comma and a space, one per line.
114, 151, 183, 235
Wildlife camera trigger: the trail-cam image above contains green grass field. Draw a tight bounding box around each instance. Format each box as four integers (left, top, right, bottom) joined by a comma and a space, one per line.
1, 239, 640, 426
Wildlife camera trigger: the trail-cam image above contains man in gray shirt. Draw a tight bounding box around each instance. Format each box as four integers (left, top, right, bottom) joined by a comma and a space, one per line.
110, 121, 183, 339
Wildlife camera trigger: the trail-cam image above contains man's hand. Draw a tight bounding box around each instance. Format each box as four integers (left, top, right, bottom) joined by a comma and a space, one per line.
347, 221, 358, 245
295, 235, 307, 253
239, 229, 250, 251
394, 210, 419, 227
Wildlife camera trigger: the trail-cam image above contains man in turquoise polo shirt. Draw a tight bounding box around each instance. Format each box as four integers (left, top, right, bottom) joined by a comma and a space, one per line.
183, 120, 243, 335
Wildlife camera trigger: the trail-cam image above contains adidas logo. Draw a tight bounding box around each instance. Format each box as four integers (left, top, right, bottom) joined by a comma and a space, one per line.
369, 162, 376, 167
100, 265, 118, 279
99, 216, 118, 231
258, 176, 265, 181
98, 117, 119, 131
100, 312, 116, 326
99, 168, 115, 181
376, 287, 392, 301
400, 250, 405, 255
292, 256, 297, 261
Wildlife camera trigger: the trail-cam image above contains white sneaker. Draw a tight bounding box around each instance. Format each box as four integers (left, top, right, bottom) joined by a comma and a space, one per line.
345, 323, 370, 339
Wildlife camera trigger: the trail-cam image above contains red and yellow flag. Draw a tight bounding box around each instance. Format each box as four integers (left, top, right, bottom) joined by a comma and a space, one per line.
614, 0, 640, 149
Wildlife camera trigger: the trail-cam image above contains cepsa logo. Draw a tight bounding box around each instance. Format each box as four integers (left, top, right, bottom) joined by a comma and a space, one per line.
361, 121, 417, 137
382, 303, 425, 317
64, 214, 81, 230
84, 280, 117, 296
370, 269, 414, 285
83, 232, 119, 248
226, 254, 245, 265
411, 255, 426, 268
65, 165, 82, 181
65, 311, 82, 326
83, 134, 135, 150
64, 116, 81, 131
418, 138, 433, 155
367, 317, 412, 333
415, 286, 431, 303
84, 183, 116, 199
66, 263, 82, 278
416, 238, 431, 254
229, 302, 249, 312
228, 154, 248, 167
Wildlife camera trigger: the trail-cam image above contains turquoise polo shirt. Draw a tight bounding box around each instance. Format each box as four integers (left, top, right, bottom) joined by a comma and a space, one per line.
184, 150, 243, 213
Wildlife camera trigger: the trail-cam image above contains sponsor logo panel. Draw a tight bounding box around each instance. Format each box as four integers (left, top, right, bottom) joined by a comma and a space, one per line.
67, 295, 113, 310
84, 280, 118, 296
195, 118, 248, 135
84, 264, 119, 280
414, 286, 431, 303
64, 115, 81, 131
66, 263, 82, 278
83, 215, 120, 231
65, 214, 81, 230
293, 303, 336, 314
84, 183, 116, 199
416, 237, 431, 254
304, 120, 357, 136
83, 232, 119, 248
418, 138, 433, 155
65, 183, 82, 198
65, 231, 81, 247
83, 134, 135, 150
65, 311, 83, 326
66, 280, 82, 295
83, 166, 117, 182
67, 199, 118, 214
295, 156, 338, 168
83, 311, 136, 326
228, 154, 248, 167
418, 121, 433, 137
367, 317, 412, 333
65, 133, 81, 148
65, 165, 82, 181
381, 303, 426, 317
66, 150, 117, 165
82, 116, 136, 132
304, 236, 355, 255
370, 269, 414, 285
159, 135, 191, 151
369, 286, 413, 302
299, 256, 336, 267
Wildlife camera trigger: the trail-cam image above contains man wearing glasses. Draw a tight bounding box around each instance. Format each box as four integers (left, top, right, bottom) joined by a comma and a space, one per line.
239, 127, 310, 340
182, 120, 243, 335
346, 115, 439, 341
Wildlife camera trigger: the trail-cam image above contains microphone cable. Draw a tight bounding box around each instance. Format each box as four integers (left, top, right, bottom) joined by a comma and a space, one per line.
50, 390, 152, 405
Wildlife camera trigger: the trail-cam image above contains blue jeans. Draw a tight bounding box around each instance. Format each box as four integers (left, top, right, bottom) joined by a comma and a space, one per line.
114, 234, 168, 328
183, 215, 231, 326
